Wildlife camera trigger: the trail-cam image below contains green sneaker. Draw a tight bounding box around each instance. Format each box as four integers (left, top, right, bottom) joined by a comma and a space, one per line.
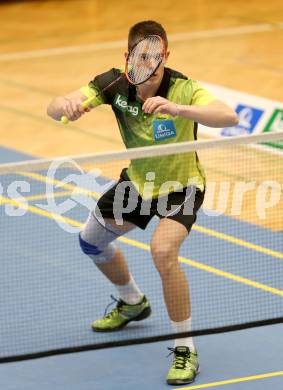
166, 346, 199, 385
92, 295, 151, 332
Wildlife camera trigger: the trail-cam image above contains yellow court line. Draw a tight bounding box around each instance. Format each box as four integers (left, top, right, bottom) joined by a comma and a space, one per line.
192, 225, 283, 260
178, 257, 283, 297
19, 171, 101, 198
19, 171, 283, 261
14, 188, 283, 263
23, 190, 74, 201
120, 236, 283, 297
14, 189, 93, 202
176, 370, 283, 389
1, 195, 283, 297
0, 196, 82, 228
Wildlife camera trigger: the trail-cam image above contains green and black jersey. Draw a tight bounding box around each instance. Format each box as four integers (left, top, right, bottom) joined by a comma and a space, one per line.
80, 67, 216, 199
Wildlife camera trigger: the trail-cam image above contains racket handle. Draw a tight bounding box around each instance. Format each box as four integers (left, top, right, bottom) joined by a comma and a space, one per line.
60, 96, 95, 124
61, 115, 69, 124
81, 96, 94, 109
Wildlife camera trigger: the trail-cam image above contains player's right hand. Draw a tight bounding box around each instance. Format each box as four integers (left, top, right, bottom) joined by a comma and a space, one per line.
61, 97, 91, 121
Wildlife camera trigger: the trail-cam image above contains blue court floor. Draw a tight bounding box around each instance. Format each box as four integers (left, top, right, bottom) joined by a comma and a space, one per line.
0, 146, 282, 390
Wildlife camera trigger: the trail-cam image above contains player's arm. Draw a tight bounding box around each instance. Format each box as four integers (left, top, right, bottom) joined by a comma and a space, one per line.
142, 80, 239, 128
143, 97, 238, 127
47, 90, 91, 122
47, 81, 105, 122
177, 99, 239, 127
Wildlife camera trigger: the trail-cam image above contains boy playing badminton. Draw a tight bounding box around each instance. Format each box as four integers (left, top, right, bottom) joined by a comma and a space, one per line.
47, 21, 238, 385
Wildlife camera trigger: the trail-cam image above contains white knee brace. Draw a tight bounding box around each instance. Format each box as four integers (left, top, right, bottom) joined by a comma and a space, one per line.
79, 213, 121, 264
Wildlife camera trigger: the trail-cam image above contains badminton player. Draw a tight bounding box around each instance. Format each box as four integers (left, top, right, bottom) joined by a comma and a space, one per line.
47, 20, 238, 385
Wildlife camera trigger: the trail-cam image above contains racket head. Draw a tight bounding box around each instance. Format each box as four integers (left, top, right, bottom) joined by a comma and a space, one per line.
125, 34, 166, 85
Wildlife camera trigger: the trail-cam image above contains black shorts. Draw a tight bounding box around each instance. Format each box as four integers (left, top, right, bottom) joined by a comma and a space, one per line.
95, 169, 205, 233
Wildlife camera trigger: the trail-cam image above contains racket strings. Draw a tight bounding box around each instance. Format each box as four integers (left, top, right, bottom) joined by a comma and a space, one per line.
127, 35, 164, 85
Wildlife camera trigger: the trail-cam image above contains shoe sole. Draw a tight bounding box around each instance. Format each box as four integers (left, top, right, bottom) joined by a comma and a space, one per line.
166, 367, 200, 385
92, 306, 152, 332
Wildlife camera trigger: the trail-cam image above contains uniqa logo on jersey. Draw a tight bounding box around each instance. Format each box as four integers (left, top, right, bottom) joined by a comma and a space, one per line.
153, 120, 177, 141
113, 93, 140, 117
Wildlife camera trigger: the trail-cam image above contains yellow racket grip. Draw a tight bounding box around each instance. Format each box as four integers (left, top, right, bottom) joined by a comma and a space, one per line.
60, 96, 95, 124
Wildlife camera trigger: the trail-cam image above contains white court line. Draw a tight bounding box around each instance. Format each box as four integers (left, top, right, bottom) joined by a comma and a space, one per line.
0, 23, 282, 62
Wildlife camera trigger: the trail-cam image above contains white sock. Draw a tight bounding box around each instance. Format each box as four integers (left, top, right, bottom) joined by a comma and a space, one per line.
171, 318, 196, 352
115, 273, 144, 305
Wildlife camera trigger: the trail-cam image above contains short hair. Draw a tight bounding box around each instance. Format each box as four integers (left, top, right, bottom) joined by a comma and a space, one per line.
128, 20, 168, 51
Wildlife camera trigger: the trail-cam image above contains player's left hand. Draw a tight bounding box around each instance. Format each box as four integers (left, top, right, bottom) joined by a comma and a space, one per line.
142, 96, 180, 116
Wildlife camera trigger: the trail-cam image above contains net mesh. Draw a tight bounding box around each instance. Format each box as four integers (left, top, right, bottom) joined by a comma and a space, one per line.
127, 35, 164, 85
0, 132, 282, 362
